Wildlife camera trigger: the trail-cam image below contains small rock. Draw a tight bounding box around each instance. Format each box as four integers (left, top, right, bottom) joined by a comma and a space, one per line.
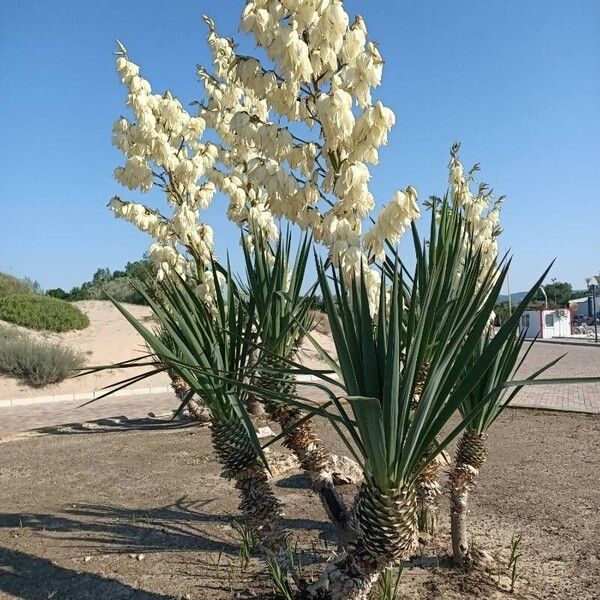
472, 548, 496, 567
256, 426, 276, 439
327, 454, 363, 485
267, 452, 300, 478
83, 556, 92, 563
137, 553, 145, 561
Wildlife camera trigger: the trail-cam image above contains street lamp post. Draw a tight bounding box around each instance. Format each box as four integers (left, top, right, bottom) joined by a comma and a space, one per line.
586, 277, 599, 343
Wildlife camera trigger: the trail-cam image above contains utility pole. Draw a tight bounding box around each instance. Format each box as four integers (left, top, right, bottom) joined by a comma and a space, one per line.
586, 277, 599, 343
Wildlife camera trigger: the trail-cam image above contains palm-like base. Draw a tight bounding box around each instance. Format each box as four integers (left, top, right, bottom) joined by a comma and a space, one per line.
210, 419, 292, 577
324, 482, 417, 600
168, 371, 211, 423
257, 361, 352, 537
272, 403, 350, 532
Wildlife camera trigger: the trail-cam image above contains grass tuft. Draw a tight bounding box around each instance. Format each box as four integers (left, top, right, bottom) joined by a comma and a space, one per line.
0, 328, 85, 386
0, 294, 89, 332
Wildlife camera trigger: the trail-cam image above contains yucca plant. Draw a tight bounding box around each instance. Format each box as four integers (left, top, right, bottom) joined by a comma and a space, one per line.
449, 327, 563, 566
260, 206, 547, 599
89, 265, 294, 575
242, 232, 352, 534
383, 200, 498, 536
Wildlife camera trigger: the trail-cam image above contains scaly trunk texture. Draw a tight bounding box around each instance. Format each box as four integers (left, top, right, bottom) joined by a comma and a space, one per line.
416, 457, 441, 535
324, 482, 417, 600
169, 370, 189, 401
412, 364, 441, 535
211, 419, 292, 576
449, 430, 488, 566
245, 393, 268, 417
257, 357, 350, 537
168, 371, 211, 423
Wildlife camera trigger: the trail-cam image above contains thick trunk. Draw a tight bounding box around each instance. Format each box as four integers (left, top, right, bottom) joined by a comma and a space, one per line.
271, 402, 351, 540
413, 365, 440, 535
449, 431, 488, 566
187, 398, 211, 423
210, 421, 293, 580
168, 371, 189, 401
232, 463, 287, 556
416, 458, 441, 535
321, 482, 417, 600
256, 358, 353, 537
324, 540, 382, 600
245, 393, 267, 417
168, 371, 211, 423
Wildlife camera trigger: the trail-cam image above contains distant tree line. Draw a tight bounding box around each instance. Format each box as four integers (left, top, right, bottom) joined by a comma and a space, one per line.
46, 258, 155, 305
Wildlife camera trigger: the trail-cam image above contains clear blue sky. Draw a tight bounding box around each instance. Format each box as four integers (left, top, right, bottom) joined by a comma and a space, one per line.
1, 1, 599, 293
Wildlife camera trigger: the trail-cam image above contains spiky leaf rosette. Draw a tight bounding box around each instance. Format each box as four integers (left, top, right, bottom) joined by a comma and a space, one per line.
77, 262, 300, 578
86, 260, 269, 476
255, 204, 555, 597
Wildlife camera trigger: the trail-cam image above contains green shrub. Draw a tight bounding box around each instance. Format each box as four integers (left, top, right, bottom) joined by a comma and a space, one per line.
0, 329, 85, 386
0, 294, 89, 332
88, 277, 147, 305
46, 288, 69, 300
0, 273, 41, 298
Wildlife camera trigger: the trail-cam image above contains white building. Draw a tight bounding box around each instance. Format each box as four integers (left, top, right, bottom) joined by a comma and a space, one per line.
520, 308, 572, 339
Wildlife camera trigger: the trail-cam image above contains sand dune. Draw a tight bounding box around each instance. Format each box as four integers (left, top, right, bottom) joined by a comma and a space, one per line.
0, 301, 336, 400
0, 301, 170, 399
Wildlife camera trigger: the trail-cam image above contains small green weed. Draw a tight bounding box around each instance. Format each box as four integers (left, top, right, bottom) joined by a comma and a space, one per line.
376, 564, 404, 600
508, 532, 523, 593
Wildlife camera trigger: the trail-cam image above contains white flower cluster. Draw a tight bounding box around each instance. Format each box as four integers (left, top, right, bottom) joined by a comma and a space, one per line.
199, 3, 419, 308
110, 44, 222, 294
448, 147, 504, 279
364, 188, 420, 260
110, 3, 424, 311
108, 197, 168, 239
195, 269, 226, 312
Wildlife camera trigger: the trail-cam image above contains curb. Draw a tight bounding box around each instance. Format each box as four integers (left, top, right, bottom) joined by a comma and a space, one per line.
508, 402, 599, 415
0, 374, 340, 409
537, 339, 600, 348
0, 386, 173, 409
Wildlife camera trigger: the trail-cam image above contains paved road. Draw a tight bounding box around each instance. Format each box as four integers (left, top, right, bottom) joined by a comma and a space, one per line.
511, 341, 600, 413
1, 342, 598, 436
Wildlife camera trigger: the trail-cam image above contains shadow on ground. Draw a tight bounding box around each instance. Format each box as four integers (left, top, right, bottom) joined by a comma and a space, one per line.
0, 497, 332, 557
0, 497, 236, 555
0, 546, 173, 600
28, 415, 199, 437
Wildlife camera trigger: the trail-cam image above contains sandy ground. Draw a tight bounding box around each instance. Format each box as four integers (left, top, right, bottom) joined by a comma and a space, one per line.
0, 409, 598, 599
0, 301, 171, 399
0, 302, 337, 401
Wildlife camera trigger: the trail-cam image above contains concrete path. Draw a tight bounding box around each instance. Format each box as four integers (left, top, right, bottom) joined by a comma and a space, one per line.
1, 342, 598, 436
0, 392, 179, 437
